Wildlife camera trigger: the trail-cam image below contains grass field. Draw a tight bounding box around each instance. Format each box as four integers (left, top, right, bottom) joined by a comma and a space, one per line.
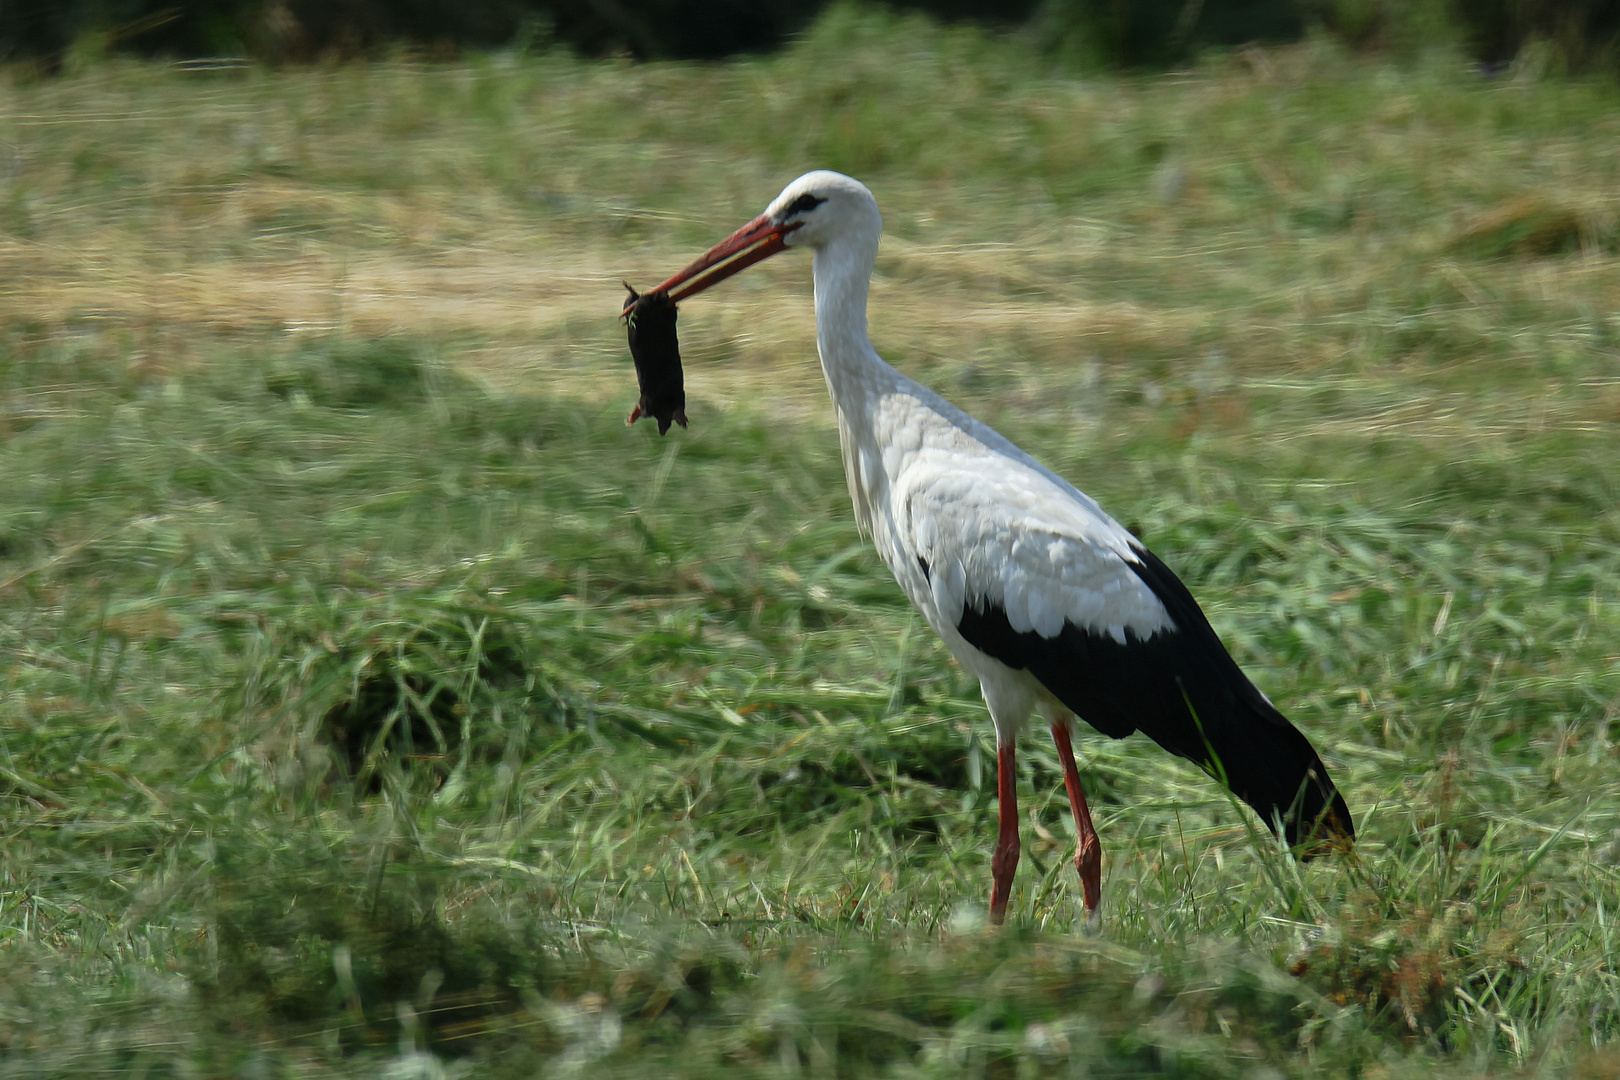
2, 6, 1619, 1076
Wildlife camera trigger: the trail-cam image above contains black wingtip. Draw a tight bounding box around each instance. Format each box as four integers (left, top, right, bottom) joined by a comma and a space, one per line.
951, 540, 1357, 856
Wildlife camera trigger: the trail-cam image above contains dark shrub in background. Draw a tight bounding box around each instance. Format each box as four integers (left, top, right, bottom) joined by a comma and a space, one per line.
3, 0, 825, 64
0, 0, 1616, 70
0, 0, 544, 65
1315, 0, 1620, 69
1456, 0, 1620, 69
1038, 0, 1306, 68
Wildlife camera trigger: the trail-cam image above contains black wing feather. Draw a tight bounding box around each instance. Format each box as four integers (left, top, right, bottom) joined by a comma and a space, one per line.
954, 542, 1353, 851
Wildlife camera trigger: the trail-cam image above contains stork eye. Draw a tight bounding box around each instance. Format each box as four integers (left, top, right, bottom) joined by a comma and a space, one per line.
788, 193, 826, 215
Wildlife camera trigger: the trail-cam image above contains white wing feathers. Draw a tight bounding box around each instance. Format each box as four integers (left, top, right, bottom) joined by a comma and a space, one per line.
897, 451, 1174, 646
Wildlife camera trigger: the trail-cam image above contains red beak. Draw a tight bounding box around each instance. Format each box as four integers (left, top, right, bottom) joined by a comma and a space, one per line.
624, 214, 800, 314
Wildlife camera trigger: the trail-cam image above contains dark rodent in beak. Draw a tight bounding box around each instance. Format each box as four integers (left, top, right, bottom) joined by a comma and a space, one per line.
621, 284, 687, 436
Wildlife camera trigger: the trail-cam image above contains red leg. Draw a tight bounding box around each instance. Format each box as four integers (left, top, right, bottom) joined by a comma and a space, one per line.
989, 741, 1020, 926
1051, 722, 1102, 915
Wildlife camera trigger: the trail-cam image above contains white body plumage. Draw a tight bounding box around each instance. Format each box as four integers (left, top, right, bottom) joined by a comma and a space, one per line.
640, 169, 1352, 921
780, 171, 1172, 745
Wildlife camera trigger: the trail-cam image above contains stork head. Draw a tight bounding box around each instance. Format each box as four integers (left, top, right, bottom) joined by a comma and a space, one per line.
631, 171, 881, 309
768, 170, 882, 252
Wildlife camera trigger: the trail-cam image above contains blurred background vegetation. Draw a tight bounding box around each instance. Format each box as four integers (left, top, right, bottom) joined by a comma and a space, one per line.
2, 0, 1619, 70
1, 0, 1618, 1074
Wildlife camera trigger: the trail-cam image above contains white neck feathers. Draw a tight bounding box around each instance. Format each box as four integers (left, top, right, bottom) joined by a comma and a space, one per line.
811, 233, 887, 409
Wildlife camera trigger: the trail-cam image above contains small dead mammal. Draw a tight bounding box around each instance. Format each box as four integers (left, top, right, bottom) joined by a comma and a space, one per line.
621, 284, 687, 435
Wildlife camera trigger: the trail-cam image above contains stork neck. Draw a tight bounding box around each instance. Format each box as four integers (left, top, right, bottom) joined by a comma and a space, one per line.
811, 238, 884, 405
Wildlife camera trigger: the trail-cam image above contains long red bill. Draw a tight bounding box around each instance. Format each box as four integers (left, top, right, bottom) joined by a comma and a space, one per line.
624, 214, 799, 314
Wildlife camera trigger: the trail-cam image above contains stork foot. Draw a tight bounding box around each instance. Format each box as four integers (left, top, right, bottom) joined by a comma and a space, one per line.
1077, 831, 1101, 915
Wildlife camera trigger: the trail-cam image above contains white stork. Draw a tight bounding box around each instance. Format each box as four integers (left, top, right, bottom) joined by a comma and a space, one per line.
635, 171, 1353, 923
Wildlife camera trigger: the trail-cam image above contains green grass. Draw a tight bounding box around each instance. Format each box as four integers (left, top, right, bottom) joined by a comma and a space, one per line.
1, 6, 1619, 1076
